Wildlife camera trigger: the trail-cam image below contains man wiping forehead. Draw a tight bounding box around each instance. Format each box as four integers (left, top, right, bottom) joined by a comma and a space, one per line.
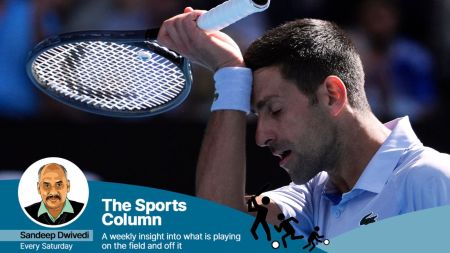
158, 8, 450, 238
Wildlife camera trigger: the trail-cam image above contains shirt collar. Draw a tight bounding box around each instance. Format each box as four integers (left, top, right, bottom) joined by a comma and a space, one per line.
38, 198, 74, 222
351, 116, 422, 194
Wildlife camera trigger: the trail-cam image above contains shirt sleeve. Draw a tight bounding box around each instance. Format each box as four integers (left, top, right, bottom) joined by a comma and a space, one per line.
261, 174, 323, 236
400, 150, 450, 212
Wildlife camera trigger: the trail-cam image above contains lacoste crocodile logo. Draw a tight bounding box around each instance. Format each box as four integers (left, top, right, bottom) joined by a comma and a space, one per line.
360, 212, 377, 225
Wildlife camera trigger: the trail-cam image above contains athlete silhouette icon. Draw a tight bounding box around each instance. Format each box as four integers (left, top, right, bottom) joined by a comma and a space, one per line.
274, 213, 304, 248
302, 226, 324, 252
248, 195, 271, 241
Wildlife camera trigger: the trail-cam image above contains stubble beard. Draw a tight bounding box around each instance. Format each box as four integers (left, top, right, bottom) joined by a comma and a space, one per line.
288, 117, 341, 185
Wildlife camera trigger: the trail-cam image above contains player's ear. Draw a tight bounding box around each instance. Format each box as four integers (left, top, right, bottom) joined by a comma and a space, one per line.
37, 182, 40, 194
67, 180, 70, 193
317, 75, 347, 117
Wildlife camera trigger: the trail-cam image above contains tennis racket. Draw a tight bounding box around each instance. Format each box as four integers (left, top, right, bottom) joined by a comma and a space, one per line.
26, 0, 270, 117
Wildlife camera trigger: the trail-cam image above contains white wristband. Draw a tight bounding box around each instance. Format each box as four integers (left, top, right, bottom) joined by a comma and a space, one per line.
211, 67, 253, 114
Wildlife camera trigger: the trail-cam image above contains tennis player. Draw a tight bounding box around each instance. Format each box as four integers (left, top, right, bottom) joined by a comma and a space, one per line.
158, 8, 450, 238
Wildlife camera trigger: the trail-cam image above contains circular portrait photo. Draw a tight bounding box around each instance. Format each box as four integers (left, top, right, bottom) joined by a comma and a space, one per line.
18, 157, 89, 228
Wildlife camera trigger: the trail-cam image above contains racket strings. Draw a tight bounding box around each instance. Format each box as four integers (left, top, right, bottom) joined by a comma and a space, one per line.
32, 41, 187, 112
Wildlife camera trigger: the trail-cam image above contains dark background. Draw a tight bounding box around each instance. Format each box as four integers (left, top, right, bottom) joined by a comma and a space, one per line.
0, 0, 449, 195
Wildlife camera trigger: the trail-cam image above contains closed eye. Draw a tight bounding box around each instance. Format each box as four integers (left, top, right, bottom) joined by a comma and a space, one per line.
271, 109, 281, 115
270, 107, 282, 116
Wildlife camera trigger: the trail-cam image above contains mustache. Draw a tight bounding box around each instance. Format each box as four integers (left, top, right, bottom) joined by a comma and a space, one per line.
46, 194, 61, 201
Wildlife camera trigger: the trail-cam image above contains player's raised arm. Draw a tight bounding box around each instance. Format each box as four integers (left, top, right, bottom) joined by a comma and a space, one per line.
158, 7, 247, 211
158, 7, 244, 71
196, 110, 248, 211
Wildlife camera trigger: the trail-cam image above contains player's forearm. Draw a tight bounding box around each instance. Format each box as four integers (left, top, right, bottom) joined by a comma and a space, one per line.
196, 110, 247, 211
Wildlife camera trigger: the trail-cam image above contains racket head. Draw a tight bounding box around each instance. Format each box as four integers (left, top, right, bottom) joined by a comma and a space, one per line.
26, 29, 192, 118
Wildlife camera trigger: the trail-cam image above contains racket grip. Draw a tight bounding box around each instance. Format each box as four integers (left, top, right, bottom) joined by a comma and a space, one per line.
197, 0, 270, 31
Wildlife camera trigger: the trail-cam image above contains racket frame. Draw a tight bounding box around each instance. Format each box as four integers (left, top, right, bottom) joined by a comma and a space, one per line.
26, 29, 193, 118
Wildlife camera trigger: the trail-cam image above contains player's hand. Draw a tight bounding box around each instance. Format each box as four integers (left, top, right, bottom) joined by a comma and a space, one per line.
158, 7, 245, 72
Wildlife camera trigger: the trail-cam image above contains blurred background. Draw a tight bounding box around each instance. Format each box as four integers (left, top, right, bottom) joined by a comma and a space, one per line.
0, 0, 449, 195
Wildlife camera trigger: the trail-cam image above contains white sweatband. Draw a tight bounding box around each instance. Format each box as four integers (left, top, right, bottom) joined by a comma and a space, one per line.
210, 67, 253, 114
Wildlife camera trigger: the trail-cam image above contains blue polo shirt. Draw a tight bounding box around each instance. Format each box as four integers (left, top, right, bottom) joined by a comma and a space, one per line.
263, 117, 450, 238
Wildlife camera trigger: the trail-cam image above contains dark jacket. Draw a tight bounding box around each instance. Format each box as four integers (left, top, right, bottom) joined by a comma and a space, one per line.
25, 199, 84, 225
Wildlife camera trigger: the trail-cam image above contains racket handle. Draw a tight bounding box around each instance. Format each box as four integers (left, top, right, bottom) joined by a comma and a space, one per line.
197, 0, 270, 31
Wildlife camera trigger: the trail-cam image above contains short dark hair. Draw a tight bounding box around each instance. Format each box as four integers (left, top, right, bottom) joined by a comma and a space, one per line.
244, 18, 370, 111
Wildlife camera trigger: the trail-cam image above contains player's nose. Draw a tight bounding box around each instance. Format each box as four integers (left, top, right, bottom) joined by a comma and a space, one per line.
255, 119, 275, 147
